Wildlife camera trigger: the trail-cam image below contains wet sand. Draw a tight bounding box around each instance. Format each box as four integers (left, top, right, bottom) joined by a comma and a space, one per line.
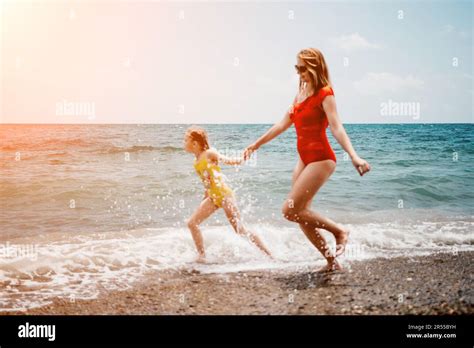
2, 251, 472, 315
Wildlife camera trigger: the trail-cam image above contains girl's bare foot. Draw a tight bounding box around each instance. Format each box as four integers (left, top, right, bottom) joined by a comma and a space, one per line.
316, 259, 343, 273
335, 225, 350, 257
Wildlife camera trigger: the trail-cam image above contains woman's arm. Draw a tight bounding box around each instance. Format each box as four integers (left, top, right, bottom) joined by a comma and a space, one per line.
323, 95, 371, 176
243, 99, 295, 160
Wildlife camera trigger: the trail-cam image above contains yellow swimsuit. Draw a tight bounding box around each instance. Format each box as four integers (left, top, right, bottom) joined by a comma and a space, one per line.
194, 155, 234, 208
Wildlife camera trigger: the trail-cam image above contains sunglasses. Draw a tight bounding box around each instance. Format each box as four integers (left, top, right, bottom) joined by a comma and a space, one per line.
294, 65, 308, 74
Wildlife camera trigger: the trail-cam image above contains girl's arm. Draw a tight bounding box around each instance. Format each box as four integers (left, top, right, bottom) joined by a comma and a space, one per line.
218, 153, 244, 165
243, 97, 296, 159
323, 95, 371, 176
207, 148, 244, 166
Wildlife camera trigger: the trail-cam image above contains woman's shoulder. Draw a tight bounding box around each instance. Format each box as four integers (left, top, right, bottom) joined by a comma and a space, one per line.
317, 85, 335, 105
319, 85, 334, 96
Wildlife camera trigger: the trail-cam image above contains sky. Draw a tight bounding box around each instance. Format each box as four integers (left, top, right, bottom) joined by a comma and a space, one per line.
1, 0, 472, 124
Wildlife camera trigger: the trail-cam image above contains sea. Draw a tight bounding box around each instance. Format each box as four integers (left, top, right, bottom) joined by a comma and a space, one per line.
0, 123, 472, 310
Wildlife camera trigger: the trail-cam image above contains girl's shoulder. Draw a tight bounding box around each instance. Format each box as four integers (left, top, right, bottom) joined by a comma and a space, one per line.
203, 148, 219, 162
206, 147, 219, 162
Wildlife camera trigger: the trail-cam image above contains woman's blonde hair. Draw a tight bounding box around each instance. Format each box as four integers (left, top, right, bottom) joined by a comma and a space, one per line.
186, 125, 210, 150
297, 48, 332, 94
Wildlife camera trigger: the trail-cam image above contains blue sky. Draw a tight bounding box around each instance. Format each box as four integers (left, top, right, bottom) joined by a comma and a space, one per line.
1, 0, 472, 123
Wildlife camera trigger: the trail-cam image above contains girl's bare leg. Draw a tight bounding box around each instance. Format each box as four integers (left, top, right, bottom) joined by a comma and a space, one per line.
221, 196, 272, 258
187, 197, 219, 261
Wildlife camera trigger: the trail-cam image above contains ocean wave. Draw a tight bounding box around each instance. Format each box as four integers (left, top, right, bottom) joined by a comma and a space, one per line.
0, 178, 116, 198
45, 151, 69, 157
0, 219, 472, 311
48, 159, 66, 165
407, 186, 451, 201
388, 159, 418, 167
0, 144, 20, 151
0, 138, 95, 151
95, 145, 181, 155
0, 138, 183, 155
386, 176, 456, 188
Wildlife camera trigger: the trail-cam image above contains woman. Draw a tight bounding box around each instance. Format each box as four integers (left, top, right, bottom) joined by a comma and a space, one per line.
244, 48, 371, 272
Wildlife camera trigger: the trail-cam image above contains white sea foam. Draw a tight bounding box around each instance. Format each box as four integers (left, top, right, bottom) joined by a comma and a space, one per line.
0, 220, 472, 311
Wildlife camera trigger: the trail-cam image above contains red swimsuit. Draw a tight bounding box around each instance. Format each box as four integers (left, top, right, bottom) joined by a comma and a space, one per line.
289, 86, 337, 165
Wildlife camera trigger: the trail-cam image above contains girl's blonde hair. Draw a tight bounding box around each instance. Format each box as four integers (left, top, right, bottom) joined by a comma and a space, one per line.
186, 125, 210, 150
297, 48, 332, 94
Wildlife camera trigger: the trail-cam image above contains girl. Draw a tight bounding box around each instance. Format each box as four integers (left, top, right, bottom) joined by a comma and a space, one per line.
244, 48, 371, 272
184, 126, 272, 263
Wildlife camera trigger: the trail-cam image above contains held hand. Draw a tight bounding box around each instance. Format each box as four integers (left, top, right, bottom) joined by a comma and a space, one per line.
231, 156, 245, 166
243, 143, 259, 161
352, 156, 371, 176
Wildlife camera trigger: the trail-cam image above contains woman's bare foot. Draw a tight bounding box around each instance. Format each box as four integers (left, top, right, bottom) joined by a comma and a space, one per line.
195, 255, 206, 264
335, 225, 350, 257
316, 259, 343, 273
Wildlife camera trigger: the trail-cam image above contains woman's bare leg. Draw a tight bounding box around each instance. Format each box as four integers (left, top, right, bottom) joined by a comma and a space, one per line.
187, 197, 219, 261
283, 160, 349, 263
221, 196, 272, 257
290, 159, 340, 270
292, 160, 330, 257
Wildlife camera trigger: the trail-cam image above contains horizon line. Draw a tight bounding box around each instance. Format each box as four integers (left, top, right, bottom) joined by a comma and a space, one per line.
1, 122, 473, 125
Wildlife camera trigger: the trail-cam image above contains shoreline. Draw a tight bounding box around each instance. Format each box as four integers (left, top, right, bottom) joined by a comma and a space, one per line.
2, 251, 472, 315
